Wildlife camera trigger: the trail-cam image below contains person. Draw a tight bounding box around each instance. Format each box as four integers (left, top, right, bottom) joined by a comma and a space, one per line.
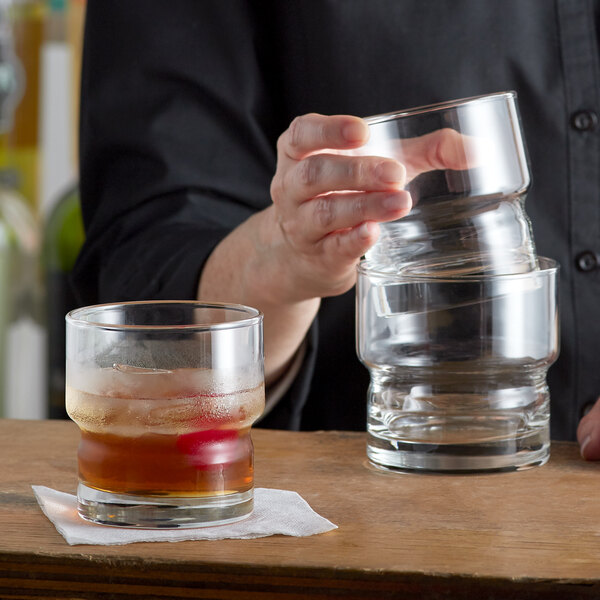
72, 0, 600, 459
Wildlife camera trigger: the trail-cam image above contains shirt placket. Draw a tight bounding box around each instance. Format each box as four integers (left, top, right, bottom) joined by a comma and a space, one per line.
557, 0, 600, 429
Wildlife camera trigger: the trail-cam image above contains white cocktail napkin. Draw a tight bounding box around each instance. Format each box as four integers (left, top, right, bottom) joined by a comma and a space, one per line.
32, 486, 337, 546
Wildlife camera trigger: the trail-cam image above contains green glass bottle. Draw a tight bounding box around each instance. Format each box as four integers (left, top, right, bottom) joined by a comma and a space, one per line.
43, 183, 83, 418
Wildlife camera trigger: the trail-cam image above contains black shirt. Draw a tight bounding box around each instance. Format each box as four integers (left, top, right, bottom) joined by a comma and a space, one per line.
74, 0, 600, 440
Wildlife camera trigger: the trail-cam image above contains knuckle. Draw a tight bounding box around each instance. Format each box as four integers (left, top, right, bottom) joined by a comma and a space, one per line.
324, 229, 346, 254
347, 159, 363, 183
348, 158, 377, 185
270, 177, 283, 204
352, 195, 367, 218
276, 132, 287, 155
313, 196, 336, 229
298, 155, 322, 187
288, 116, 305, 151
438, 127, 455, 144
277, 211, 299, 244
431, 128, 457, 167
284, 113, 326, 156
326, 231, 356, 268
331, 233, 345, 254
280, 220, 297, 242
316, 120, 328, 145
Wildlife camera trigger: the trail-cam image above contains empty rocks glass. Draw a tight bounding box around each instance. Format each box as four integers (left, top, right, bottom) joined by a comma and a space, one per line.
356, 92, 559, 472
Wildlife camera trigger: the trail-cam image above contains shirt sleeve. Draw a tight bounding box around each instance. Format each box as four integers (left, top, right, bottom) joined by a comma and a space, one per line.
72, 0, 282, 304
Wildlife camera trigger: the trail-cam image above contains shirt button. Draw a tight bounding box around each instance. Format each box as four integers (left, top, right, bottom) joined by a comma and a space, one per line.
571, 110, 598, 132
576, 250, 598, 272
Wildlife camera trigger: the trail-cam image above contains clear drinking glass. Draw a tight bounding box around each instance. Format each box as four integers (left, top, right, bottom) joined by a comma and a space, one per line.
356, 91, 558, 472
66, 301, 264, 528
360, 91, 537, 276
357, 257, 559, 472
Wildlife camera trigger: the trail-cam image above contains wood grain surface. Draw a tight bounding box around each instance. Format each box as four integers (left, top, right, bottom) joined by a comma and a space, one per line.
0, 419, 599, 599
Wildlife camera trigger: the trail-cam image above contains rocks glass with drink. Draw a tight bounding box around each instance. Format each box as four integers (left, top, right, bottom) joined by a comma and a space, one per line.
66, 301, 264, 528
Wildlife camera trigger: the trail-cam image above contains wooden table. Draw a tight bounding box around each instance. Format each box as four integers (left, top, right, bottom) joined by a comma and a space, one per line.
0, 419, 599, 599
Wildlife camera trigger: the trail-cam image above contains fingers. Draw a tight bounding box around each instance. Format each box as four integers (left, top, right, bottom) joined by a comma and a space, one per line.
268, 112, 414, 301
577, 397, 600, 460
276, 153, 407, 206
294, 221, 381, 298
298, 190, 412, 244
278, 113, 369, 161
320, 220, 381, 266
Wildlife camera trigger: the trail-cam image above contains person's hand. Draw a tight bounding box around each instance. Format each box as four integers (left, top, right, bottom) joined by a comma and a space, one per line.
268, 113, 475, 302
577, 397, 600, 460
268, 113, 411, 301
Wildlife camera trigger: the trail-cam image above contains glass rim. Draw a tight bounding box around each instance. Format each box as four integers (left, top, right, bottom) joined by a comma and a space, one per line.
364, 90, 516, 125
357, 256, 559, 282
66, 300, 263, 332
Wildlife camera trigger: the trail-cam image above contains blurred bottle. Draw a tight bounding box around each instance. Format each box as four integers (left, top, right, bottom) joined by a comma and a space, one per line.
0, 0, 43, 418
0, 0, 45, 211
43, 183, 82, 418
39, 0, 75, 215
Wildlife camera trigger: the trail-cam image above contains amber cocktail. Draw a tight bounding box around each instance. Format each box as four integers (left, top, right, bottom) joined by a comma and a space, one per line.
66, 302, 264, 528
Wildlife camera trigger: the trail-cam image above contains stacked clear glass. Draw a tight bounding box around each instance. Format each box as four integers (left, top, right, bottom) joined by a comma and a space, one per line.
66, 301, 265, 528
356, 92, 559, 472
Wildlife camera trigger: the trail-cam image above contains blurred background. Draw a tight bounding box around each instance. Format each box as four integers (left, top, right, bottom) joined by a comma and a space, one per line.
0, 0, 85, 420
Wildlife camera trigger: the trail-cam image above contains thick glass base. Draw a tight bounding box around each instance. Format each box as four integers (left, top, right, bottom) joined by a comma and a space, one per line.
365, 366, 552, 474
367, 426, 549, 473
77, 483, 253, 528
